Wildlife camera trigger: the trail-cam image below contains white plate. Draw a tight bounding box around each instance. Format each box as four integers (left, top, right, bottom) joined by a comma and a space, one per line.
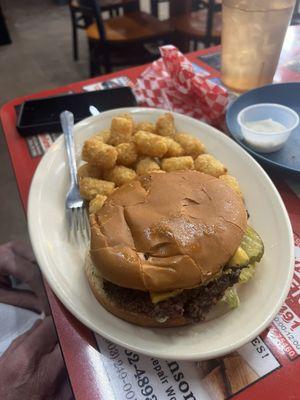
28, 107, 294, 360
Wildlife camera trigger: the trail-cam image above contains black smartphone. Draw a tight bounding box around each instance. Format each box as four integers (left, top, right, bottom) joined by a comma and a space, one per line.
16, 87, 137, 136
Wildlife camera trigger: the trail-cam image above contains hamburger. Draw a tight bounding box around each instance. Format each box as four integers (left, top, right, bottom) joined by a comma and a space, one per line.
86, 170, 264, 327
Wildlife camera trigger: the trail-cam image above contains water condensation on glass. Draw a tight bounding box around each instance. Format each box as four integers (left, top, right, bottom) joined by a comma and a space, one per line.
221, 0, 296, 92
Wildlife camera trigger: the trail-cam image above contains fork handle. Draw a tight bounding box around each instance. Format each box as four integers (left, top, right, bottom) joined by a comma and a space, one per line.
60, 111, 78, 186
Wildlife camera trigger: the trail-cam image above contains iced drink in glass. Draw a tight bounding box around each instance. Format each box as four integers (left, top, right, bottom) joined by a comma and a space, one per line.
221, 0, 295, 92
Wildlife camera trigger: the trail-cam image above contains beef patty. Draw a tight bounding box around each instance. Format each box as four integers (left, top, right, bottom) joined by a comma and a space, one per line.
103, 268, 241, 322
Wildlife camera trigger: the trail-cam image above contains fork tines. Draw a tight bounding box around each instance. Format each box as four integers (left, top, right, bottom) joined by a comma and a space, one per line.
66, 205, 90, 242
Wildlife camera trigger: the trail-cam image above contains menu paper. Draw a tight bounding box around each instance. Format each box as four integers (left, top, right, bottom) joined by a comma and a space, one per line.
82, 76, 134, 91
25, 133, 60, 157
95, 334, 280, 400
92, 239, 299, 400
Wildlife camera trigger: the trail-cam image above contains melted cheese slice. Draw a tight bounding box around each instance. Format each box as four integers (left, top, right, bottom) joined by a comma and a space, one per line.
149, 247, 248, 304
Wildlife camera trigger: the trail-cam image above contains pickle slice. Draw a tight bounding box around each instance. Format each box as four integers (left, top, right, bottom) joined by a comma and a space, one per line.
239, 263, 256, 283
240, 226, 264, 263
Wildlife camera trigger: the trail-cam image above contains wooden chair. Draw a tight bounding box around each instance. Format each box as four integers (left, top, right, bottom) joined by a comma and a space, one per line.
152, 0, 222, 51
69, 0, 139, 61
291, 0, 300, 25
176, 0, 222, 50
69, 0, 173, 76
0, 5, 12, 45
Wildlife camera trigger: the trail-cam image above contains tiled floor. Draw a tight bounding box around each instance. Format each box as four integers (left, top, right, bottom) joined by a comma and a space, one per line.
0, 0, 166, 244
0, 0, 91, 244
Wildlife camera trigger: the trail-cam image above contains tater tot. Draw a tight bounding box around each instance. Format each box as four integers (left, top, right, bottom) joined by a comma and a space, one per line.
163, 136, 184, 157
134, 131, 168, 158
194, 154, 227, 177
134, 121, 156, 133
161, 156, 194, 172
117, 113, 134, 122
136, 157, 160, 175
79, 177, 115, 200
219, 174, 243, 197
174, 133, 206, 158
82, 138, 117, 169
103, 166, 137, 186
77, 163, 102, 179
89, 194, 107, 214
108, 116, 134, 145
116, 142, 138, 166
91, 129, 111, 143
155, 113, 175, 136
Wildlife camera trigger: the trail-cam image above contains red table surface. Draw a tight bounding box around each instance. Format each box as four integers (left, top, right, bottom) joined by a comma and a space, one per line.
1, 45, 300, 400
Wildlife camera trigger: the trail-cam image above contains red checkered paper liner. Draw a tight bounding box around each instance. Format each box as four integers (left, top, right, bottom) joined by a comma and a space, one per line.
133, 45, 228, 126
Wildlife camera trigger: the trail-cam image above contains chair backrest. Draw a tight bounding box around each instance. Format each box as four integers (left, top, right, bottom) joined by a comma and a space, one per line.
190, 0, 221, 46
150, 0, 221, 16
195, 0, 221, 10
69, 0, 107, 41
291, 0, 300, 24
69, 0, 140, 42
204, 0, 222, 44
151, 0, 221, 43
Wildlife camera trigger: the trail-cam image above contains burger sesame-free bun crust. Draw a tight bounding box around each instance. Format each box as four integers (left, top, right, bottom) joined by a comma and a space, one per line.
85, 255, 189, 327
90, 170, 247, 292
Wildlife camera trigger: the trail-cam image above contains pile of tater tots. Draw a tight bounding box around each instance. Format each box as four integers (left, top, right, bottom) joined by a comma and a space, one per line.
78, 112, 242, 215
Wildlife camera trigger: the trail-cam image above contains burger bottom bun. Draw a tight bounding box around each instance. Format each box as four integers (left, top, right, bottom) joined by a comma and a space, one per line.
85, 255, 190, 328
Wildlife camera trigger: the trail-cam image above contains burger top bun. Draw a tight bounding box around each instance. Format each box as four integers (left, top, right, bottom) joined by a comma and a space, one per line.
90, 170, 247, 292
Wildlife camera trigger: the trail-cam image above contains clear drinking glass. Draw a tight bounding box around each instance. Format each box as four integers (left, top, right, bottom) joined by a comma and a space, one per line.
221, 0, 296, 92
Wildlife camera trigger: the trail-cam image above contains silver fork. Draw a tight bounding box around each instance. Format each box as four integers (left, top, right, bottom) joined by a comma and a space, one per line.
89, 105, 100, 116
60, 111, 89, 242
